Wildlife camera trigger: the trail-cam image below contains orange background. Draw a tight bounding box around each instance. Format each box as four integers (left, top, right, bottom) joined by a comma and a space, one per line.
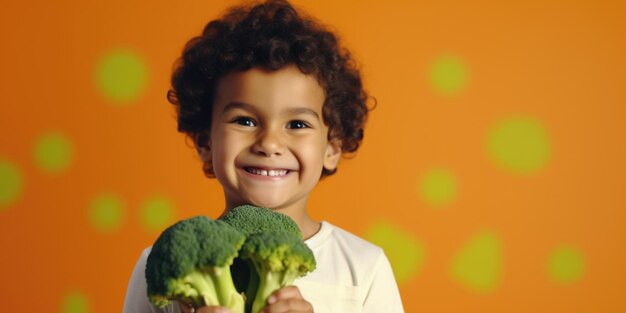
1, 0, 625, 312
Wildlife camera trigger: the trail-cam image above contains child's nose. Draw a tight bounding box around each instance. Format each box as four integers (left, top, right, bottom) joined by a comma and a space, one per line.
251, 128, 285, 157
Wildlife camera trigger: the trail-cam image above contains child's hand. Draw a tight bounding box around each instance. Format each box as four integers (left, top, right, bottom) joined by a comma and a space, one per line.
262, 285, 314, 313
178, 302, 230, 313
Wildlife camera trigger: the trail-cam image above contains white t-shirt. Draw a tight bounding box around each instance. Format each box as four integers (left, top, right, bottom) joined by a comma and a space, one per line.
123, 221, 404, 313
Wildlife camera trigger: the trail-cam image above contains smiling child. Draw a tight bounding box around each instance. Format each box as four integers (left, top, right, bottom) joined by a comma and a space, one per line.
123, 1, 404, 312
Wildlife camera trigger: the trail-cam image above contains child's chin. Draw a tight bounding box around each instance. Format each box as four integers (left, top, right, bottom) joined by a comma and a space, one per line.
247, 202, 280, 210
243, 197, 287, 210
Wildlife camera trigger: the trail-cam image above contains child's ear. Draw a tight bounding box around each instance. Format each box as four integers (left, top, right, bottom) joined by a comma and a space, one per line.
323, 138, 342, 171
195, 132, 212, 163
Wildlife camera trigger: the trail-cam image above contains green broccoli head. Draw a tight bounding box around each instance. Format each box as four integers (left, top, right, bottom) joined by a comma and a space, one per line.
220, 205, 302, 238
220, 205, 305, 298
145, 216, 245, 312
239, 231, 317, 313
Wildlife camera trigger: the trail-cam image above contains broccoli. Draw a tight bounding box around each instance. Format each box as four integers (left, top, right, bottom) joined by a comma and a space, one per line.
145, 216, 245, 312
145, 207, 316, 313
220, 205, 314, 312
239, 231, 316, 313
220, 205, 302, 237
221, 205, 302, 296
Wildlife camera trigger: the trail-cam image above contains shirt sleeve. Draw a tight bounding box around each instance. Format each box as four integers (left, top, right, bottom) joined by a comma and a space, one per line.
362, 251, 405, 313
122, 248, 178, 313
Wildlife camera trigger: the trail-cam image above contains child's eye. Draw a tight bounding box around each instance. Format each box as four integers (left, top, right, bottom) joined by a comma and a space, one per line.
286, 120, 311, 129
231, 116, 257, 127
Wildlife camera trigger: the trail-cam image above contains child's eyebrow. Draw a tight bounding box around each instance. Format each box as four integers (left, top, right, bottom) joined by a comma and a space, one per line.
222, 101, 256, 114
222, 101, 320, 120
283, 107, 320, 120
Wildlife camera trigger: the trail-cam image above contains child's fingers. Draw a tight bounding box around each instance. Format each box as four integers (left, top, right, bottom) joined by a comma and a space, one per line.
263, 286, 313, 313
267, 285, 303, 304
263, 298, 313, 313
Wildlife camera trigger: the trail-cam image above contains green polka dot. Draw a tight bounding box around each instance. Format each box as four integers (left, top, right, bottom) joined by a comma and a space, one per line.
548, 245, 585, 284
419, 168, 457, 208
429, 55, 468, 96
0, 159, 23, 210
450, 231, 502, 293
61, 290, 90, 313
488, 116, 551, 174
89, 192, 125, 233
95, 48, 148, 104
363, 220, 425, 284
34, 132, 74, 174
141, 195, 175, 232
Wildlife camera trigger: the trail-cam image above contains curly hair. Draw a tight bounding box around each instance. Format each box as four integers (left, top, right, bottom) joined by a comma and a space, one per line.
167, 0, 370, 178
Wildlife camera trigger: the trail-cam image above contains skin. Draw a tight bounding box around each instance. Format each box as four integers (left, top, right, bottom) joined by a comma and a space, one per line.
192, 65, 343, 312
179, 286, 313, 313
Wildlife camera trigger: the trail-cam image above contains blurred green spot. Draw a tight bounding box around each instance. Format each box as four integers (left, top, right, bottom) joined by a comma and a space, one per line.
0, 159, 23, 209
141, 195, 175, 232
61, 290, 90, 313
548, 245, 585, 284
95, 48, 148, 104
451, 231, 502, 293
89, 192, 125, 233
419, 168, 457, 208
364, 220, 425, 284
429, 55, 468, 96
488, 116, 550, 174
33, 132, 74, 174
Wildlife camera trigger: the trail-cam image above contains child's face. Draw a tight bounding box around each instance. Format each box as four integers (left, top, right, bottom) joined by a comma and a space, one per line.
204, 65, 342, 212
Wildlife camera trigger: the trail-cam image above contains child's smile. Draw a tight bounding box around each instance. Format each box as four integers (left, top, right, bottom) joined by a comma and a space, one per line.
205, 65, 342, 214
242, 167, 291, 178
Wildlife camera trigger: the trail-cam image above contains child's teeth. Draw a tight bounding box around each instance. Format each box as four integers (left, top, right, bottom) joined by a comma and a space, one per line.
269, 170, 287, 176
249, 168, 287, 176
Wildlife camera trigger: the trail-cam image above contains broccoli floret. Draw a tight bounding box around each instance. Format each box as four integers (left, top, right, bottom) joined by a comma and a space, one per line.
239, 231, 317, 313
220, 205, 302, 238
145, 216, 245, 312
220, 205, 306, 308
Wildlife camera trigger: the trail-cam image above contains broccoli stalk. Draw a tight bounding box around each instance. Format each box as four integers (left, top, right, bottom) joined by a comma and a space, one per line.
240, 232, 317, 313
171, 266, 241, 308
145, 216, 246, 313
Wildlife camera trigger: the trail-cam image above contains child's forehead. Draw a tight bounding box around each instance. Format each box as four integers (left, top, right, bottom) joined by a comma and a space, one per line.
214, 65, 325, 109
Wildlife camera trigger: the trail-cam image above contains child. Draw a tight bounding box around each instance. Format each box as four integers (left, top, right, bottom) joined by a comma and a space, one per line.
123, 1, 404, 312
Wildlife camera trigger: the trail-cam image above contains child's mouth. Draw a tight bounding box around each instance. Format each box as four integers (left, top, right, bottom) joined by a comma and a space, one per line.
244, 167, 290, 177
